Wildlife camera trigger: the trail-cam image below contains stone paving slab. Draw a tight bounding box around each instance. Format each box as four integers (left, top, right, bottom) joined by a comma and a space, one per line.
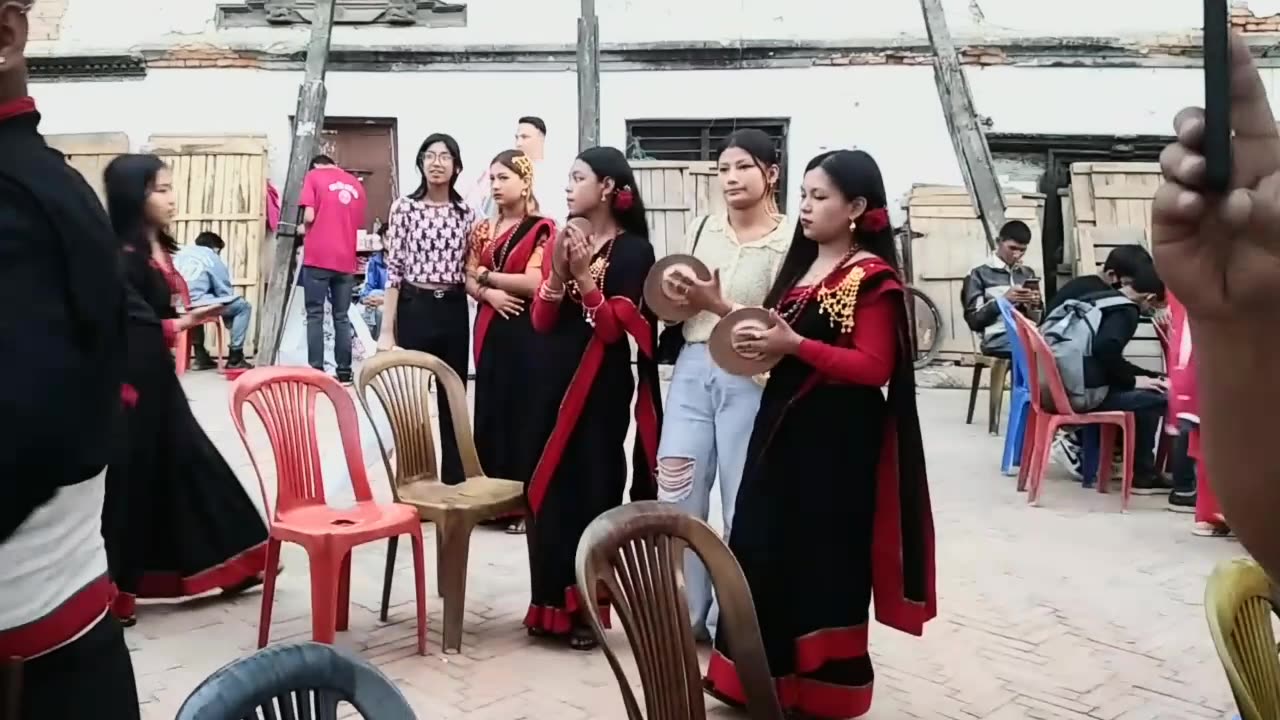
129, 372, 1243, 719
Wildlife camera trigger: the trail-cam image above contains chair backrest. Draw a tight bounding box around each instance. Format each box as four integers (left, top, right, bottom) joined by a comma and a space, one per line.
1205, 558, 1280, 720
575, 502, 784, 720
355, 350, 484, 493
994, 296, 1030, 389
229, 366, 374, 518
175, 642, 415, 720
1011, 311, 1075, 416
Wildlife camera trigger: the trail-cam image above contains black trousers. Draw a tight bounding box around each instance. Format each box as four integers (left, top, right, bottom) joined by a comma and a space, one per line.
4, 615, 140, 720
396, 284, 470, 485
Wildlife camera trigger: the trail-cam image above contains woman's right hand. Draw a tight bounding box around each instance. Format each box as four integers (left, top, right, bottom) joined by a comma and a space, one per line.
484, 288, 525, 318
179, 304, 223, 331
377, 333, 396, 352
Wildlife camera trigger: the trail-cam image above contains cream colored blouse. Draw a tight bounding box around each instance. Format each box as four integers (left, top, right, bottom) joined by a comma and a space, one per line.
681, 213, 792, 343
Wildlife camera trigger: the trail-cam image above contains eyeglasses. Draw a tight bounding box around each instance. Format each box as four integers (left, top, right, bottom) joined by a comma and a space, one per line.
423, 152, 453, 164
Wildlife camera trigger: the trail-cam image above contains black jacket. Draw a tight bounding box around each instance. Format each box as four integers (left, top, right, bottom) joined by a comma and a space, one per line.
1046, 275, 1160, 391
0, 110, 132, 541
960, 256, 1036, 354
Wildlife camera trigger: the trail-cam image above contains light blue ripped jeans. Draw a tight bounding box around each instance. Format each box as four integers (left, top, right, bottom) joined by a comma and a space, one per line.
656, 342, 763, 641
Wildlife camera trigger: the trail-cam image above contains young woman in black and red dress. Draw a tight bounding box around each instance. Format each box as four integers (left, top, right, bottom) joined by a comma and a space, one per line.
466, 149, 556, 533
103, 154, 270, 627
524, 146, 663, 650
704, 150, 936, 719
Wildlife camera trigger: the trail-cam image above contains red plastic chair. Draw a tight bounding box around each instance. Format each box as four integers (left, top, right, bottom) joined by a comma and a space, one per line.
173, 280, 225, 375
229, 367, 428, 654
1011, 312, 1136, 510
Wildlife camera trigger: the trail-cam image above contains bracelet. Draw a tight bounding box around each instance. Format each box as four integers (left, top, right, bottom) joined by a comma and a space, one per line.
478, 269, 492, 288
582, 291, 605, 327
538, 280, 565, 303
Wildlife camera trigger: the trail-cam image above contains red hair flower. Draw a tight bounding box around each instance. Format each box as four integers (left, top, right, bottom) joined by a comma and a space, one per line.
613, 186, 635, 211
858, 207, 890, 232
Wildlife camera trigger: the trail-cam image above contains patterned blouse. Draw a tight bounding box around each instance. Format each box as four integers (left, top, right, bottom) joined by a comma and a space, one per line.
385, 197, 479, 288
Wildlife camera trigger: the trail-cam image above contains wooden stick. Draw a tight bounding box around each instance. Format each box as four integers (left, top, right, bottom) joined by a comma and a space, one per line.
577, 0, 601, 153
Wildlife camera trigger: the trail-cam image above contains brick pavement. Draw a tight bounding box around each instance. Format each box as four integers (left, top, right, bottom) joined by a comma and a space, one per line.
129, 373, 1243, 719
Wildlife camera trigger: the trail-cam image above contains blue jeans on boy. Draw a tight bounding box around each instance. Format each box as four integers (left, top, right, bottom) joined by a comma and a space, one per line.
656, 343, 762, 641
221, 296, 252, 351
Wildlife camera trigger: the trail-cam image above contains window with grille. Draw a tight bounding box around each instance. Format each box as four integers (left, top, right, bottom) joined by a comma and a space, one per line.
626, 118, 789, 210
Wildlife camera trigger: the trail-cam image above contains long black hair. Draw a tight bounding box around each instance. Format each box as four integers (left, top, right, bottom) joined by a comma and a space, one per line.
716, 128, 781, 214
763, 149, 897, 308
577, 146, 649, 240
103, 153, 179, 255
408, 133, 466, 214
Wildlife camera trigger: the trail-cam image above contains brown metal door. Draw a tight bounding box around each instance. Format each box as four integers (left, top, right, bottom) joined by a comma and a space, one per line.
318, 119, 398, 232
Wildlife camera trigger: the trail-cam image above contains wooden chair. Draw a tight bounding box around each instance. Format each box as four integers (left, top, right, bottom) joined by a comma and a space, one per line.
356, 349, 525, 654
575, 501, 784, 720
965, 332, 1009, 436
1205, 558, 1280, 720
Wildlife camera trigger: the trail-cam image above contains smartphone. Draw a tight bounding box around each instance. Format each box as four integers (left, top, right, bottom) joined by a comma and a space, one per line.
1023, 277, 1041, 290
1203, 0, 1232, 194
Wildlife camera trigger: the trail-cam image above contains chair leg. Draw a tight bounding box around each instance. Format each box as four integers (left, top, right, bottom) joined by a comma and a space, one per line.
257, 538, 282, 649
966, 364, 983, 424
408, 529, 429, 656
1016, 409, 1038, 492
988, 359, 1008, 436
1095, 425, 1116, 494
379, 536, 399, 623
1121, 416, 1136, 513
308, 549, 341, 645
435, 528, 446, 598
1028, 417, 1057, 506
437, 516, 475, 654
336, 551, 353, 632
1001, 395, 1028, 476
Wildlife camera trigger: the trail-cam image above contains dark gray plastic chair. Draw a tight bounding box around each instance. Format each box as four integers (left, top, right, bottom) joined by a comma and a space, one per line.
175, 642, 416, 720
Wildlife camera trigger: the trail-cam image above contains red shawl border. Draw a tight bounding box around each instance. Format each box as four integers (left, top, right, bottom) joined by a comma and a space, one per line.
779, 260, 937, 637
526, 294, 660, 515
473, 217, 556, 365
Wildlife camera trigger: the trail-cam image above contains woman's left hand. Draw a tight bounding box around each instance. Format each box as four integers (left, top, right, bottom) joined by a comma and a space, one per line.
731, 310, 803, 356
566, 227, 593, 280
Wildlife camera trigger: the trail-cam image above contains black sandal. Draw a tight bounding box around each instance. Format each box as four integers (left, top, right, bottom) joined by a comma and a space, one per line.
505, 519, 527, 535
527, 626, 549, 638
568, 624, 598, 651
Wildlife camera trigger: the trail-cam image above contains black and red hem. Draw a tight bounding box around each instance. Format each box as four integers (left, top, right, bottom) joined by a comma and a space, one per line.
704, 624, 873, 719
111, 541, 270, 618
522, 586, 612, 636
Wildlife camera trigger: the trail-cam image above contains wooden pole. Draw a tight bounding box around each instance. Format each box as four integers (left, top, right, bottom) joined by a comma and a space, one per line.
918, 0, 1006, 250
577, 0, 601, 152
257, 0, 338, 364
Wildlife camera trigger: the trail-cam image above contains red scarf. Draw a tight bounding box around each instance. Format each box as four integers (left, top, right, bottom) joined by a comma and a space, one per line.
0, 96, 36, 123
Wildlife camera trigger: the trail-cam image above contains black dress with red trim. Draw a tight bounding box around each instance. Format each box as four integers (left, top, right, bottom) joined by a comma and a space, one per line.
522, 230, 663, 634
705, 257, 936, 719
103, 247, 270, 621
472, 215, 556, 485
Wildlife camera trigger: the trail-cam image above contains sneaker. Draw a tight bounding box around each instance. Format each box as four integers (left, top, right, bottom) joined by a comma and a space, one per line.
1051, 435, 1083, 481
225, 349, 254, 370
1131, 472, 1173, 496
1167, 491, 1196, 514
335, 371, 354, 386
190, 353, 218, 372
1192, 522, 1233, 538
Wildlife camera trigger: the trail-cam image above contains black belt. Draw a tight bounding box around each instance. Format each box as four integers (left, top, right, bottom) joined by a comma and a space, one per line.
404, 284, 466, 300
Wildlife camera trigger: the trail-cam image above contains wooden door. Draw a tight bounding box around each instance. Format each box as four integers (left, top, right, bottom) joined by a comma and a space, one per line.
146, 135, 269, 355
43, 132, 130, 205
318, 118, 398, 231
631, 160, 723, 258
905, 185, 1046, 360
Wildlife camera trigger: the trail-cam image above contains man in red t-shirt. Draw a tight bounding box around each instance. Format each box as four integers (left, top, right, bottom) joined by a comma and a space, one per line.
298, 154, 367, 382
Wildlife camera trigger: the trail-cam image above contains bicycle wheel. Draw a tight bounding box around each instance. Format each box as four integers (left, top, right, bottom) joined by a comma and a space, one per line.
905, 286, 943, 369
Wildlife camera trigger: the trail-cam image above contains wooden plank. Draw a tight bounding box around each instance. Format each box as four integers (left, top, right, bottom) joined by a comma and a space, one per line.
918, 0, 1006, 249
147, 135, 268, 156
1091, 185, 1164, 200
1089, 162, 1161, 173
576, 0, 600, 152
44, 132, 129, 155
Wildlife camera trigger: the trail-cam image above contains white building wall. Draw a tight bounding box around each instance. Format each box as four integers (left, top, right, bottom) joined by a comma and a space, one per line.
29, 62, 1223, 218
